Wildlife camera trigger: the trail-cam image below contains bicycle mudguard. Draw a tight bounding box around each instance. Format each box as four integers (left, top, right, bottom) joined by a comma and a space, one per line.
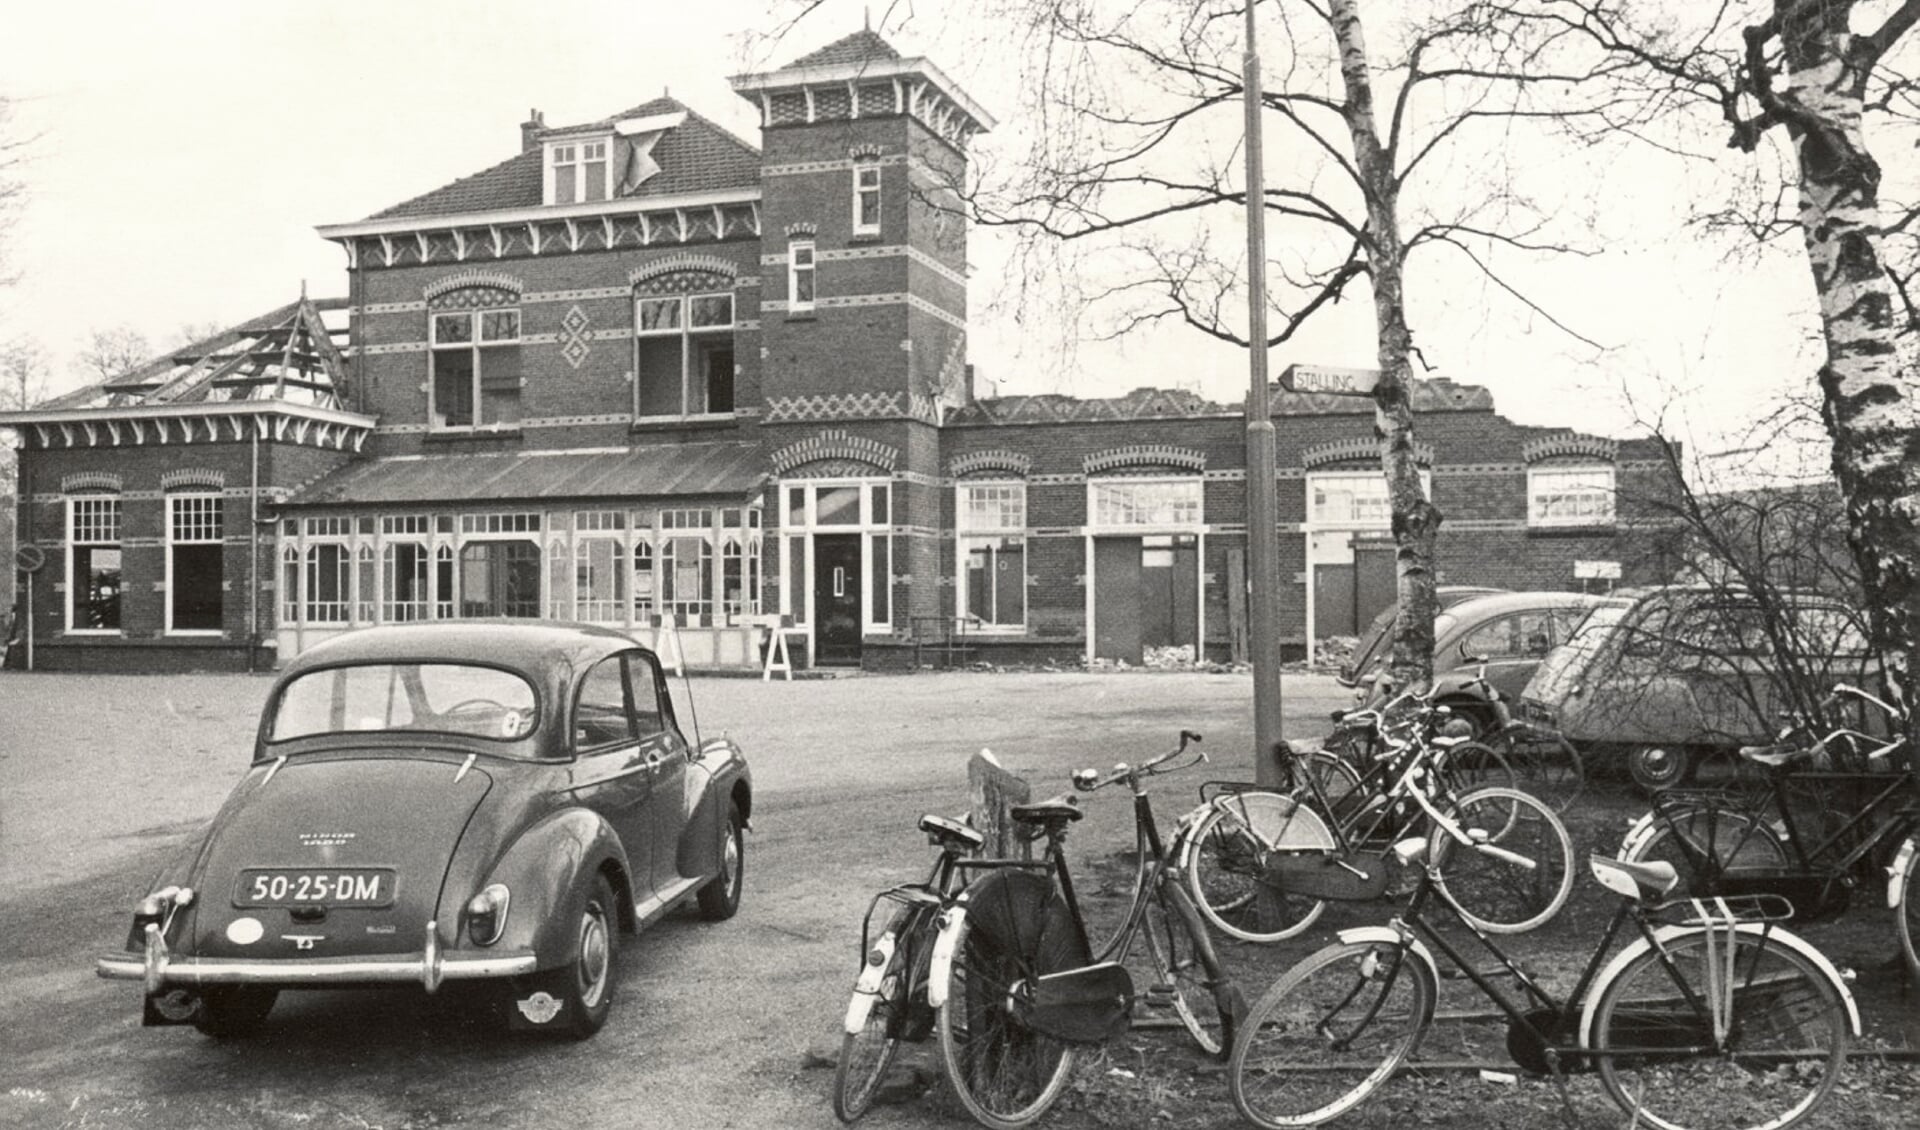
926, 870, 1083, 1010
1576, 922, 1861, 1050
1616, 811, 1659, 860
1027, 962, 1135, 1045
1262, 851, 1392, 902
1889, 834, 1920, 908
1334, 926, 1440, 993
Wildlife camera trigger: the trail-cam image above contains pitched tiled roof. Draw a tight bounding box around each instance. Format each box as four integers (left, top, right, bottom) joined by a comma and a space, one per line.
285, 443, 764, 506
785, 29, 901, 68
366, 98, 762, 222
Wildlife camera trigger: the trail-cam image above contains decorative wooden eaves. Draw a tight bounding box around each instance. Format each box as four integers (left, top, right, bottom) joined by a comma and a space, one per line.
15, 405, 374, 455
1084, 444, 1207, 476
770, 428, 901, 475
1521, 433, 1619, 464
949, 450, 1032, 479
1301, 436, 1435, 470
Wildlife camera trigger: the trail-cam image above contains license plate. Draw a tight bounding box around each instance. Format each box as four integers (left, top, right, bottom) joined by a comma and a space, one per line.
234, 868, 396, 908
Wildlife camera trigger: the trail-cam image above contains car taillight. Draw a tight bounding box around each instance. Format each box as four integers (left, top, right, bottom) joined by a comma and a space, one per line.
466, 884, 511, 946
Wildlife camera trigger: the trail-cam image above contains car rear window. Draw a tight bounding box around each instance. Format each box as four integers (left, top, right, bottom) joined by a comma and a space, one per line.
270, 663, 539, 745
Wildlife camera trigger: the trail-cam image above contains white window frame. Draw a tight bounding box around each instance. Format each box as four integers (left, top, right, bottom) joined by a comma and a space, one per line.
1086, 477, 1205, 532
544, 136, 612, 205
1305, 470, 1432, 530
429, 306, 522, 432
852, 163, 882, 236
165, 492, 225, 636
956, 481, 1027, 633
779, 479, 892, 635
66, 495, 124, 635
788, 239, 816, 313
1528, 463, 1617, 528
633, 291, 736, 421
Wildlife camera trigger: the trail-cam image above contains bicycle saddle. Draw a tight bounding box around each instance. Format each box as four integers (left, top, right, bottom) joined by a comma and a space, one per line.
919, 813, 987, 851
1010, 796, 1084, 825
1589, 854, 1679, 901
1738, 743, 1812, 769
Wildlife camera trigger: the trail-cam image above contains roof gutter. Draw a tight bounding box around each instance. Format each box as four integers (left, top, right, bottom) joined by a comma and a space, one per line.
316, 187, 763, 241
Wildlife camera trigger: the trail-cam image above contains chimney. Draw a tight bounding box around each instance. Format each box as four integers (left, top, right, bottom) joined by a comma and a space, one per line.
520, 109, 546, 152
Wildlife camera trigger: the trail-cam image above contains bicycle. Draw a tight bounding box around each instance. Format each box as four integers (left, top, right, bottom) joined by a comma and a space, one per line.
1616, 681, 1920, 983
1229, 843, 1859, 1130
1184, 696, 1575, 942
834, 813, 989, 1123
925, 730, 1243, 1129
1444, 648, 1587, 814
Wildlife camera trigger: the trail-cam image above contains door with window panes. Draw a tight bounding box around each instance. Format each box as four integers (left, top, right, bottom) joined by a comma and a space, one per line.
782, 480, 892, 667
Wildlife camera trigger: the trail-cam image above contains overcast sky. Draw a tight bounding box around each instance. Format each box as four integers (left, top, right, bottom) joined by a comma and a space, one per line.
0, 0, 1836, 481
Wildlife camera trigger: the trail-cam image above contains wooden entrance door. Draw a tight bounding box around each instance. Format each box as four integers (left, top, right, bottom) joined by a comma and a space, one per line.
812, 534, 862, 666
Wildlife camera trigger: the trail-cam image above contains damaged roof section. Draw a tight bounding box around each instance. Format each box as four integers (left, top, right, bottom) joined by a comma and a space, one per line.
36, 295, 352, 412
285, 442, 766, 507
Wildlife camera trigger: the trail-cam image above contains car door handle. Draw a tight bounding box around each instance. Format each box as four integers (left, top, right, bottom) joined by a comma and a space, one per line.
644, 752, 664, 770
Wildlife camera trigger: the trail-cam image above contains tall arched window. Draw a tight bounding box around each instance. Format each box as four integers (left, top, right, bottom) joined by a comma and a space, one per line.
634, 270, 734, 420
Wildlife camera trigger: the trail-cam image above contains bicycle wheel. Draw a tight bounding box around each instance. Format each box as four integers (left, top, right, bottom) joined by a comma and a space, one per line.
1431, 786, 1573, 934
1620, 807, 1789, 885
1433, 740, 1515, 802
1297, 749, 1366, 827
1494, 727, 1586, 813
1140, 879, 1235, 1058
1229, 939, 1434, 1129
1591, 928, 1850, 1130
1186, 792, 1336, 943
935, 871, 1079, 1130
1897, 835, 1920, 986
834, 905, 920, 1123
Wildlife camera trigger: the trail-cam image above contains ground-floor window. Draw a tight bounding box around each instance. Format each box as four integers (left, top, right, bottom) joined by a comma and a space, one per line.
459, 540, 541, 617
167, 494, 224, 632
68, 496, 123, 632
963, 536, 1026, 626
305, 543, 351, 623
384, 542, 431, 621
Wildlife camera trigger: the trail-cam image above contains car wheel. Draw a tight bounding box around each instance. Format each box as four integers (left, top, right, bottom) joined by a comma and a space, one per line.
556, 874, 618, 1040
1625, 744, 1694, 794
1436, 697, 1496, 742
697, 800, 745, 921
192, 986, 277, 1038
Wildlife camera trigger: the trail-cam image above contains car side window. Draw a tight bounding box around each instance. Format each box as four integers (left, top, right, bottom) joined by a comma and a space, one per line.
1461, 613, 1551, 659
575, 656, 635, 749
1513, 611, 1554, 657
627, 652, 668, 739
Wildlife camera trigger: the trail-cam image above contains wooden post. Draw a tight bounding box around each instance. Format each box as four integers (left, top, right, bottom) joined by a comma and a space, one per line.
1227, 546, 1249, 665
967, 749, 1031, 861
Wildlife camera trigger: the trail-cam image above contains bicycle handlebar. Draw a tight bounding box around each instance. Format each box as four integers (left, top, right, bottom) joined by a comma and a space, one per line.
1072, 730, 1204, 792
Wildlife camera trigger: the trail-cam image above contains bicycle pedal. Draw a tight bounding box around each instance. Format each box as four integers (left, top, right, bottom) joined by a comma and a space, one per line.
1142, 985, 1177, 1008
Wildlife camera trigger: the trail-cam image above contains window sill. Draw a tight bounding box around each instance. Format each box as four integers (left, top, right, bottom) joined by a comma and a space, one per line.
424, 427, 524, 443
630, 415, 740, 434
1525, 523, 1617, 537
849, 231, 883, 242
62, 629, 124, 637
164, 630, 227, 638
785, 312, 817, 322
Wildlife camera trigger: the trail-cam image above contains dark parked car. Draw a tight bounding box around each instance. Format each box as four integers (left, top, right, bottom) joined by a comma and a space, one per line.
1344, 589, 1602, 737
97, 621, 751, 1039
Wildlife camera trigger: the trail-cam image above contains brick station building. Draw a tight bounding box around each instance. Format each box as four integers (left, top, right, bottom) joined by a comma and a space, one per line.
1, 29, 1679, 674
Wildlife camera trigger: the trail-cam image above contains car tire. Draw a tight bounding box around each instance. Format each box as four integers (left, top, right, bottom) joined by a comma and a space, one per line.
1625, 744, 1694, 794
556, 874, 618, 1040
192, 986, 277, 1038
698, 800, 745, 921
1436, 697, 1497, 742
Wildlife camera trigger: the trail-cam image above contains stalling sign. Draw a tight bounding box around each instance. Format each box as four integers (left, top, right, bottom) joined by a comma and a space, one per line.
1279, 364, 1381, 396
1574, 560, 1622, 580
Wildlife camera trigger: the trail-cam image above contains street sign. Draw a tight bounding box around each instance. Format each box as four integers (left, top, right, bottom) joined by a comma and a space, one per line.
1574, 560, 1622, 580
1279, 364, 1380, 396
15, 544, 45, 574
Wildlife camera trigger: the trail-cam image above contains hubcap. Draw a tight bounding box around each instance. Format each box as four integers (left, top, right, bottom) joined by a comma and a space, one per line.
722, 826, 741, 897
577, 903, 610, 1007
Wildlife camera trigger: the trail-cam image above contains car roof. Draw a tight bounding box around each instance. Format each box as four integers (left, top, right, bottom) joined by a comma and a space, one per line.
280, 620, 645, 679
1440, 591, 1610, 620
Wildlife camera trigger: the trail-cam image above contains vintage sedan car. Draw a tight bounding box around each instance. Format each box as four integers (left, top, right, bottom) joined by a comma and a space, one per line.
97, 621, 751, 1039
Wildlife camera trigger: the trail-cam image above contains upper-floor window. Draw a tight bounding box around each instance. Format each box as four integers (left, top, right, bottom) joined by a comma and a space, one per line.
1528, 465, 1615, 528
789, 240, 816, 313
852, 164, 882, 236
430, 304, 522, 430
68, 495, 123, 632
635, 284, 735, 420
548, 139, 610, 205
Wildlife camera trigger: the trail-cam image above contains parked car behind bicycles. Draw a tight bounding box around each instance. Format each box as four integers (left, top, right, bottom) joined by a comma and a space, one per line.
1519, 584, 1880, 791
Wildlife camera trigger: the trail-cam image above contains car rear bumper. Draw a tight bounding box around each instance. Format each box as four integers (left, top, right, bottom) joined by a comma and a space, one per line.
97, 922, 536, 993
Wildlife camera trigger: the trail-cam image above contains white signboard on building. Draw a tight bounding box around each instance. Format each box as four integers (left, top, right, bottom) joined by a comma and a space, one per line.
1574, 559, 1622, 580
1279, 364, 1381, 396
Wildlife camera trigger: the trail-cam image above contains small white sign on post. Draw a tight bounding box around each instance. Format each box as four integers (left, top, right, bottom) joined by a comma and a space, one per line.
1279, 364, 1381, 396
1574, 560, 1622, 580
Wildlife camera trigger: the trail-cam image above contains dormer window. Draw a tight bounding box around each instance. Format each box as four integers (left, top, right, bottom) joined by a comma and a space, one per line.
547, 138, 611, 204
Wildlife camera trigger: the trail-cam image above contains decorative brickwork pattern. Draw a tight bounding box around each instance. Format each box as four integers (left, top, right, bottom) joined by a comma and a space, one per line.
159, 469, 226, 491
629, 255, 740, 286
950, 450, 1032, 478
1301, 436, 1435, 469
769, 429, 900, 474
423, 271, 525, 302
1083, 444, 1207, 475
1521, 432, 1620, 464
426, 285, 519, 311
763, 391, 906, 422
60, 471, 122, 493
785, 221, 818, 236
559, 305, 592, 369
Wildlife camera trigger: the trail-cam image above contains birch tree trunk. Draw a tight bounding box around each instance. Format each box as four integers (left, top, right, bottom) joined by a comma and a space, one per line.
1769, 2, 1920, 782
1329, 0, 1444, 694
